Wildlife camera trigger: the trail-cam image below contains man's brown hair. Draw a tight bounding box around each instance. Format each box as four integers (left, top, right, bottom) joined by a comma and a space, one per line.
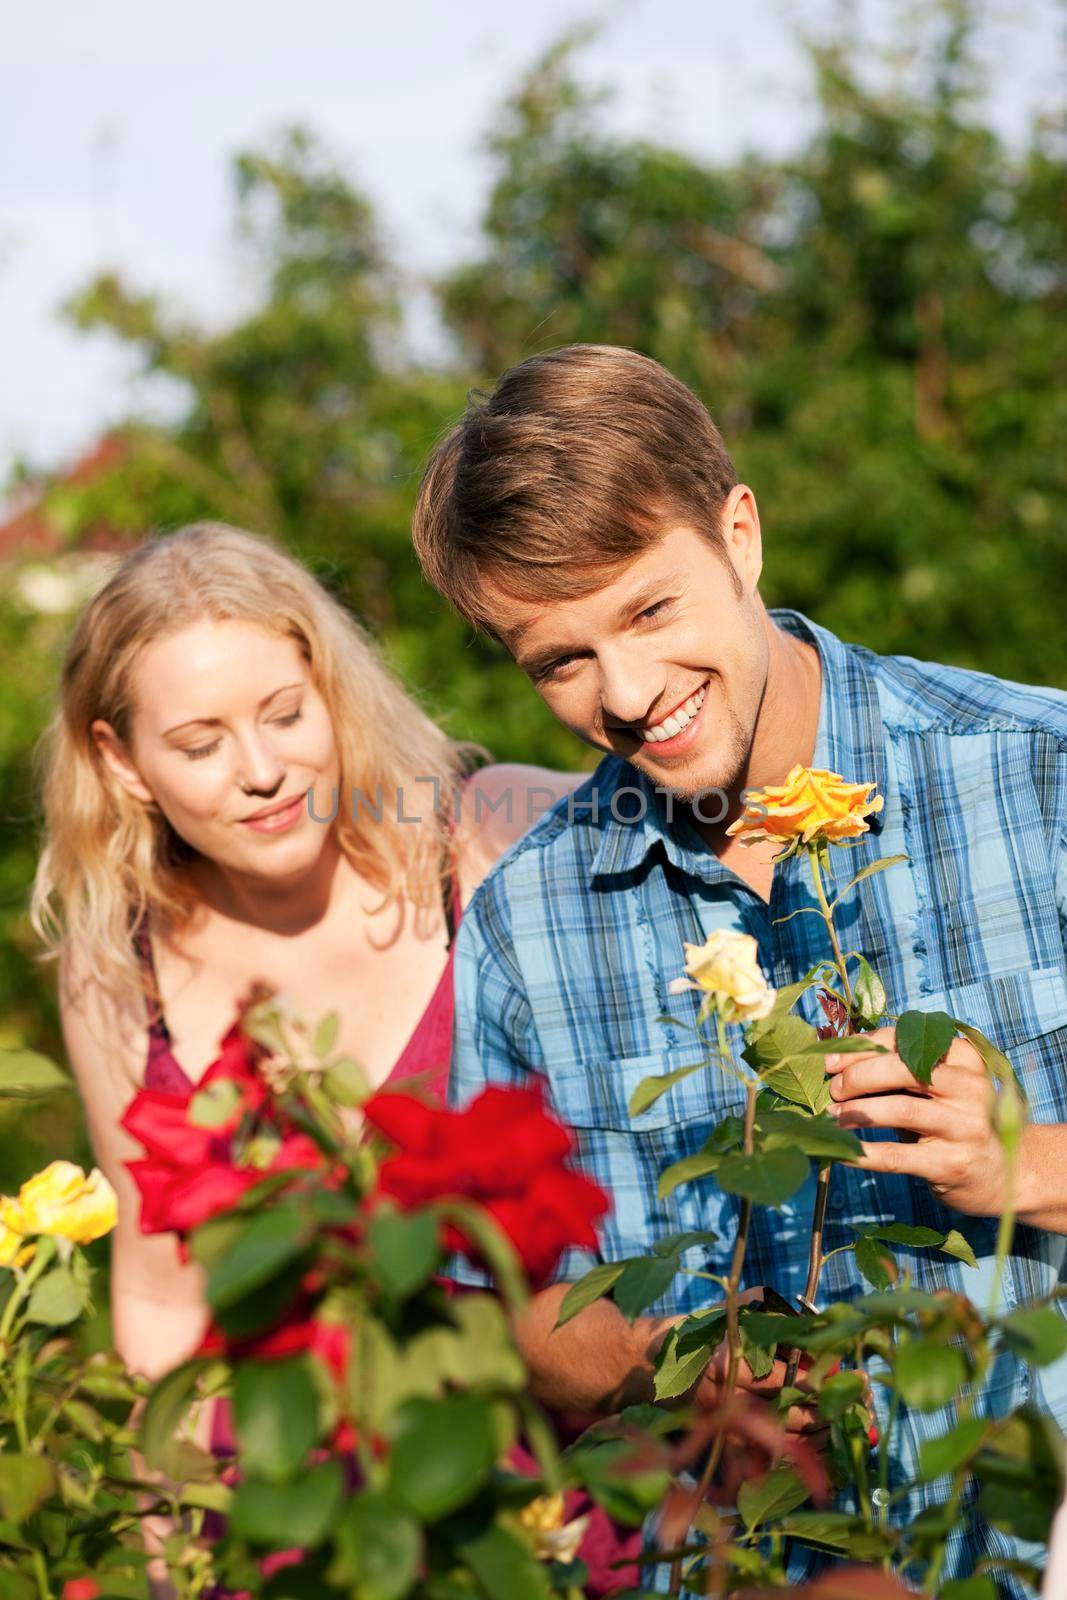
412, 344, 739, 638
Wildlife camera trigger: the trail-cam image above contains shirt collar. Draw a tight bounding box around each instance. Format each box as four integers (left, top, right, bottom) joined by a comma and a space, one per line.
588, 607, 887, 882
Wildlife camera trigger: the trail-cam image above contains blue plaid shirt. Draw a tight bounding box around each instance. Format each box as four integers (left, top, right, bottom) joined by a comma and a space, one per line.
451, 608, 1067, 1591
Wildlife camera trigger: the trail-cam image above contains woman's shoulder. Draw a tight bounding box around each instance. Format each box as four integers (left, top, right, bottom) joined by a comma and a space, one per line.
58, 939, 149, 1112
455, 763, 588, 892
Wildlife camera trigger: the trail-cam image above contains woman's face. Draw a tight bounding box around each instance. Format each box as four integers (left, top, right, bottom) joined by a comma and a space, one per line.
96, 617, 341, 884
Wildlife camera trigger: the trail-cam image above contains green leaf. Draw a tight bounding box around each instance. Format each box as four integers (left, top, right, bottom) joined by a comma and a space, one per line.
859, 1222, 978, 1270
206, 1204, 311, 1311
0, 1456, 56, 1521
850, 955, 888, 1027
188, 1077, 242, 1128
744, 1017, 828, 1111
446, 1294, 527, 1391
555, 1262, 626, 1328
950, 1017, 1029, 1153
765, 976, 822, 1018
817, 1371, 866, 1421
940, 1580, 997, 1600
657, 1149, 723, 1198
737, 1465, 811, 1528
0, 1048, 72, 1099
653, 1315, 725, 1401
893, 1341, 968, 1410
229, 1460, 344, 1548
973, 1408, 1065, 1543
895, 1009, 957, 1086
141, 1359, 208, 1471
853, 1235, 897, 1289
918, 1417, 988, 1480
627, 1060, 704, 1117
389, 1395, 495, 1520
738, 1310, 776, 1380
717, 1148, 809, 1208
331, 1490, 422, 1599
743, 1015, 819, 1070
234, 1358, 320, 1484
573, 1439, 672, 1525
312, 1011, 339, 1058
776, 1514, 893, 1561
949, 1019, 1016, 1089
456, 1518, 552, 1600
370, 1207, 441, 1300
614, 1254, 680, 1320
998, 1306, 1067, 1367
731, 1310, 807, 1350
178, 1480, 235, 1513
830, 854, 909, 909
322, 1056, 371, 1107
651, 1229, 719, 1257
758, 1106, 863, 1163
26, 1264, 89, 1327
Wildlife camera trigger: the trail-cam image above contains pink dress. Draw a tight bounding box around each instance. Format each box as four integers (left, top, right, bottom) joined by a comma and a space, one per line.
137, 869, 462, 1102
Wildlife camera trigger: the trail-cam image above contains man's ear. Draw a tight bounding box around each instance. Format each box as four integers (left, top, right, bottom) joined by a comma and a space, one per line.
91, 720, 155, 806
721, 484, 763, 593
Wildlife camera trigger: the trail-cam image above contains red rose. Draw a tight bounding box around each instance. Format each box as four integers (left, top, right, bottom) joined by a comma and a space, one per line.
197, 1311, 350, 1379
121, 1025, 325, 1241
364, 1084, 609, 1286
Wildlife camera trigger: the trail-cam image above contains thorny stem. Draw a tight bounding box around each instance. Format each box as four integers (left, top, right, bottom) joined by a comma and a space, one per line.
807, 844, 854, 1013
684, 1029, 758, 1597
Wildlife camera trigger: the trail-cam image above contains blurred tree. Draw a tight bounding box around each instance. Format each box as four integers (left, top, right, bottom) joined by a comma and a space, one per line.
55, 127, 589, 760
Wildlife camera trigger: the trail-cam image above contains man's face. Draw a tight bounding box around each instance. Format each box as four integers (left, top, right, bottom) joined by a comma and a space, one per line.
490, 499, 771, 803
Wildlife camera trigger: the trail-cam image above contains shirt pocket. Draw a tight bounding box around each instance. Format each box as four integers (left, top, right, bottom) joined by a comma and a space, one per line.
921, 964, 1067, 1120
547, 1046, 735, 1134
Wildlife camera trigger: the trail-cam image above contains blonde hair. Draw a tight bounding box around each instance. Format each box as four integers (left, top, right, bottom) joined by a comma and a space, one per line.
32, 522, 483, 1008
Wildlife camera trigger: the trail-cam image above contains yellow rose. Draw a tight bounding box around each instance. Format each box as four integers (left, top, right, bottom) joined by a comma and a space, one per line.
0, 1210, 35, 1269
518, 1492, 589, 1564
726, 765, 883, 854
668, 929, 775, 1023
13, 1162, 117, 1246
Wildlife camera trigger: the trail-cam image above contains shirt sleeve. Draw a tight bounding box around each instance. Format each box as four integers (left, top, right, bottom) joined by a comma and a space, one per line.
449, 882, 600, 1288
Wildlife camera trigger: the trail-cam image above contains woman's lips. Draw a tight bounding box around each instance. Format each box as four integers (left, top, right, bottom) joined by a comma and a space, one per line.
240, 794, 305, 834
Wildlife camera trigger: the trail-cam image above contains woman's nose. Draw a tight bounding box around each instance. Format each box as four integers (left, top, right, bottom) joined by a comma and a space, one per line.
235, 731, 285, 796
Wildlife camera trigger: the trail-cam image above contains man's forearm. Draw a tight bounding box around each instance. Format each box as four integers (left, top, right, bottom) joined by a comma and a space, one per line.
1015, 1124, 1067, 1233
510, 1282, 676, 1415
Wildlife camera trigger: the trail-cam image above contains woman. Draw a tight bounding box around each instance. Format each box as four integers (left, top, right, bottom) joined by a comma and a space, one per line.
32, 520, 583, 1383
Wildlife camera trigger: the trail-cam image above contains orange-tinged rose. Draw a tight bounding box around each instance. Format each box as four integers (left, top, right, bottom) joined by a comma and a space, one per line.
12, 1162, 118, 1246
668, 929, 775, 1024
726, 765, 883, 855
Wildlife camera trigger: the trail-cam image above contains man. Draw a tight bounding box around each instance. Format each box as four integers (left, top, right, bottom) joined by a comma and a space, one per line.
412, 344, 1067, 1587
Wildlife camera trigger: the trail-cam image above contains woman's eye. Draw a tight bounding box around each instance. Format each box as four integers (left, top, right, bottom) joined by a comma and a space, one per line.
273, 709, 304, 728
638, 599, 672, 623
183, 740, 221, 762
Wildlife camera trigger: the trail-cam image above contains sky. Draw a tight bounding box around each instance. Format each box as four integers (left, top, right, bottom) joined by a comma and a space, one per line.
1, 0, 1062, 477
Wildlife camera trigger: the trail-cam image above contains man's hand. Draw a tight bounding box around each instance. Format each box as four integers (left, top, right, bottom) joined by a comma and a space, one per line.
825, 1027, 1011, 1216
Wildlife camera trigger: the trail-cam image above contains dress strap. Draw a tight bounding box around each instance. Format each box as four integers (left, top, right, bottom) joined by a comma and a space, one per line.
132, 914, 172, 1044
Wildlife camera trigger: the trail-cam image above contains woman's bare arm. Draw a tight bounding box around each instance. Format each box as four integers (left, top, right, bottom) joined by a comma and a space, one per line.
58, 944, 210, 1378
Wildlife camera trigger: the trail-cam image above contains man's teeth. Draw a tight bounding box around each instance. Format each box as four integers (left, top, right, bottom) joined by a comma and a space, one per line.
641, 683, 708, 743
